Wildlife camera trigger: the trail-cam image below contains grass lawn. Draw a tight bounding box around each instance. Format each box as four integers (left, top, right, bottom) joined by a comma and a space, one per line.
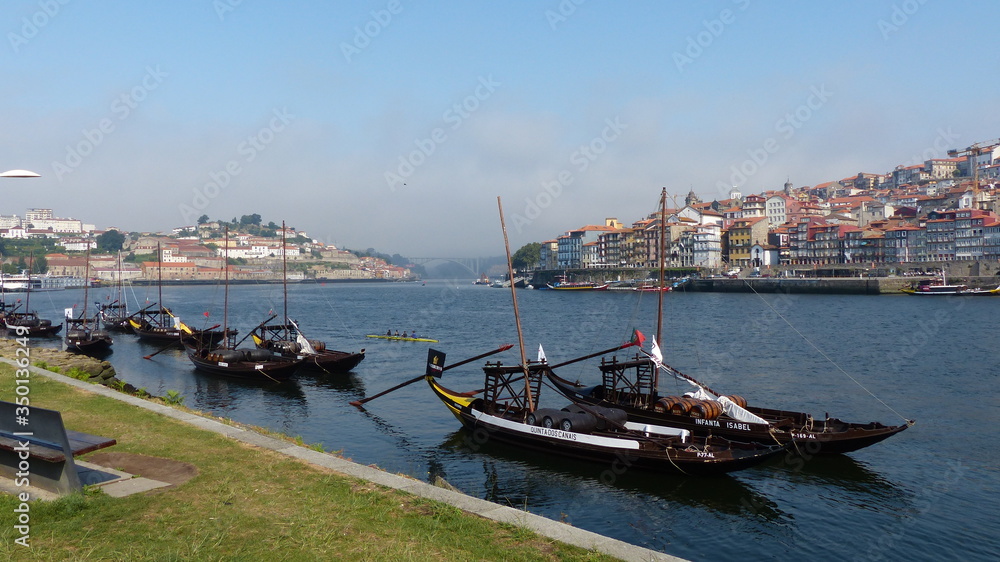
0, 365, 613, 561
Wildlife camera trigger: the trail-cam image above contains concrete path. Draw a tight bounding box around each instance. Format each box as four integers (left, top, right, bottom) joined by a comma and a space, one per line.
3, 358, 686, 562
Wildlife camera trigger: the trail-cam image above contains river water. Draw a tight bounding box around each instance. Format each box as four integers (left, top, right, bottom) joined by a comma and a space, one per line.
15, 280, 999, 561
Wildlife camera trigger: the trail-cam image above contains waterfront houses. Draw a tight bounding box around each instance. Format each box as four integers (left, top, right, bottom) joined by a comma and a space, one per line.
532, 138, 1000, 270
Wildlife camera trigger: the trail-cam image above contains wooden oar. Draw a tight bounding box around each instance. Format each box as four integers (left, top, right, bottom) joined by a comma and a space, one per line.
142, 337, 184, 360
349, 344, 513, 409
546, 342, 638, 370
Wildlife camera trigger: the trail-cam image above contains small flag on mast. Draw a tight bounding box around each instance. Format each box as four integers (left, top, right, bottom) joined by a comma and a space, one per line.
629, 328, 646, 348
650, 338, 664, 367
537, 344, 547, 363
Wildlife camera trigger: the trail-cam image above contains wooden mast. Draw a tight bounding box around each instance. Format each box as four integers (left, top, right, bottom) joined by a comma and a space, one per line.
282, 221, 288, 341
653, 187, 667, 395
497, 196, 535, 413
157, 242, 164, 325
81, 245, 91, 329
25, 251, 32, 314
223, 226, 229, 347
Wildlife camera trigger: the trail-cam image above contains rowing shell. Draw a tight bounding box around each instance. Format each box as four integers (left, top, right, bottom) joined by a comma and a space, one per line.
365, 334, 439, 343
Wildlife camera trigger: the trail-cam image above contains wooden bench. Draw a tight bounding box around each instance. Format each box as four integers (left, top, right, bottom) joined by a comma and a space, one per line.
0, 401, 117, 495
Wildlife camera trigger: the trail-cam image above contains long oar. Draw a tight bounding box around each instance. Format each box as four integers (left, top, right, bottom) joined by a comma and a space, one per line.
143, 337, 184, 360
349, 344, 513, 409
546, 342, 638, 370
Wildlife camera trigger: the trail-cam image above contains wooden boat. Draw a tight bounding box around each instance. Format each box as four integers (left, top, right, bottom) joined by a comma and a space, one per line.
546, 280, 609, 291
64, 248, 113, 355
128, 243, 226, 346
97, 252, 132, 332
64, 317, 113, 355
901, 270, 969, 295
249, 222, 365, 373
366, 334, 439, 343
252, 320, 365, 373
545, 189, 913, 454
2, 306, 62, 337
545, 356, 912, 454
186, 227, 302, 381
0, 254, 61, 337
426, 358, 787, 476
419, 196, 789, 477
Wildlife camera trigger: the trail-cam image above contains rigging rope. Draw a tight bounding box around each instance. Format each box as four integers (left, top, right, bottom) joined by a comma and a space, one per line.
742, 281, 911, 424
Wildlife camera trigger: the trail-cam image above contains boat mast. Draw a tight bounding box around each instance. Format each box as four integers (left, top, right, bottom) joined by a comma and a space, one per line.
497, 196, 535, 412
282, 221, 288, 341
82, 245, 91, 329
654, 187, 667, 395
223, 226, 229, 346
157, 242, 164, 324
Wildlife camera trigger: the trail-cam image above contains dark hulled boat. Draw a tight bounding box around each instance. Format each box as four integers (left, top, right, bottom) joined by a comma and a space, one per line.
251, 320, 364, 373
426, 356, 788, 476
247, 222, 365, 374
64, 317, 113, 355
64, 250, 113, 356
186, 227, 302, 381
545, 355, 912, 454
2, 307, 62, 337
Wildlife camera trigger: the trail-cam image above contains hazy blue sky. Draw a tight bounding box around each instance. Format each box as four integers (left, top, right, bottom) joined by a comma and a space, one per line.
3, 1, 998, 256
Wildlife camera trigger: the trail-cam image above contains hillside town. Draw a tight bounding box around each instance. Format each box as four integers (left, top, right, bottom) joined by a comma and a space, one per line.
536, 139, 1000, 272
0, 213, 413, 283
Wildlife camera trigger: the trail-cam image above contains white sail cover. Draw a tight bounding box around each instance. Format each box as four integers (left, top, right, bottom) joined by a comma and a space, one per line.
289, 319, 317, 355
646, 349, 769, 425
296, 333, 317, 355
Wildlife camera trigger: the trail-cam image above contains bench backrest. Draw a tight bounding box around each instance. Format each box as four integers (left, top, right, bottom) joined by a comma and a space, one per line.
0, 400, 82, 490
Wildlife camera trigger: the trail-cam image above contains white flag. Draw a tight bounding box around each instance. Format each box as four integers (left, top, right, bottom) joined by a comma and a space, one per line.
537, 344, 547, 363
650, 338, 663, 367
64, 307, 74, 319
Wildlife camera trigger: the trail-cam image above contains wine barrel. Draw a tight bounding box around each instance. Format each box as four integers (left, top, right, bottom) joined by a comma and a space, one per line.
690, 400, 722, 420
725, 395, 748, 408
558, 412, 597, 433
657, 395, 683, 413
309, 340, 326, 352
669, 397, 694, 415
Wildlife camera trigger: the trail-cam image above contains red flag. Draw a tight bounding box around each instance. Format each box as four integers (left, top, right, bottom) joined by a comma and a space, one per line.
203, 311, 210, 317
628, 329, 645, 348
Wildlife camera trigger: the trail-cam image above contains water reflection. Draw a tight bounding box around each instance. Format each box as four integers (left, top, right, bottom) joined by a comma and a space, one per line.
435, 429, 783, 521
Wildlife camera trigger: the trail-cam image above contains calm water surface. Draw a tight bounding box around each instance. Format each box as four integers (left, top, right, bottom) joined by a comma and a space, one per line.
19, 280, 999, 561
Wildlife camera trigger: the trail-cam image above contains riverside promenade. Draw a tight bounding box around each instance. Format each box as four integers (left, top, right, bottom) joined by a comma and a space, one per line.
0, 356, 683, 562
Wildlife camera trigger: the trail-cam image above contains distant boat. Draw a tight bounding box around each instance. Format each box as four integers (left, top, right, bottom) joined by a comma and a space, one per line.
366, 334, 438, 343
545, 273, 608, 291
901, 270, 970, 295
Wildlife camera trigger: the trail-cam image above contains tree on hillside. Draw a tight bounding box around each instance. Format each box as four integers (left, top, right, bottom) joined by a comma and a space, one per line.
511, 242, 542, 270
197, 214, 210, 224
240, 214, 262, 226
96, 229, 126, 252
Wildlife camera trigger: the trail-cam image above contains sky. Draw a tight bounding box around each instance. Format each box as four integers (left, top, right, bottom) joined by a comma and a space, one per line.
2, 0, 999, 258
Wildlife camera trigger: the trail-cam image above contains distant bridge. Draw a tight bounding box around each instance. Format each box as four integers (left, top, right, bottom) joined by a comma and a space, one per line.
407, 257, 484, 277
